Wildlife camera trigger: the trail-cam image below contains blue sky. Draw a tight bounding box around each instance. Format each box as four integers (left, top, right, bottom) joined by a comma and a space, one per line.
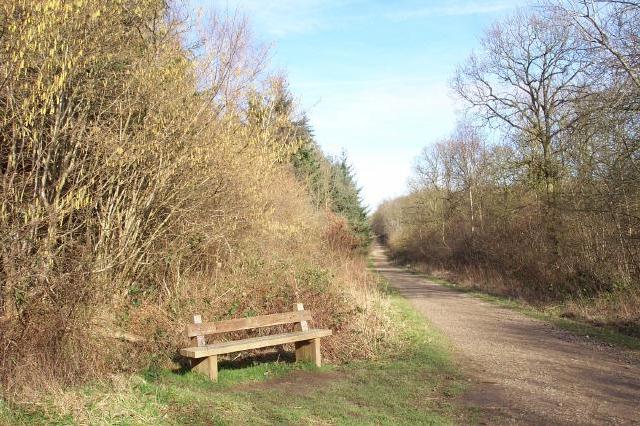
189, 0, 530, 209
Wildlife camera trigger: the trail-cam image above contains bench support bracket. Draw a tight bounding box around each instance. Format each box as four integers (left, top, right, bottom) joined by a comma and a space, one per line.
295, 338, 321, 367
192, 355, 218, 381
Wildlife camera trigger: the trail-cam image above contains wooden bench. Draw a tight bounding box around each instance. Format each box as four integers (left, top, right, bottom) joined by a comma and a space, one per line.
179, 303, 332, 381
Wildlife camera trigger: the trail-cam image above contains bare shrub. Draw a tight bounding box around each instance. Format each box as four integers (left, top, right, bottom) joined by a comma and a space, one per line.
0, 0, 388, 400
374, 3, 640, 330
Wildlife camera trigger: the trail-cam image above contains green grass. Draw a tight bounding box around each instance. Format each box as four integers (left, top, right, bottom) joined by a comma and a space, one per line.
412, 272, 640, 351
0, 292, 470, 425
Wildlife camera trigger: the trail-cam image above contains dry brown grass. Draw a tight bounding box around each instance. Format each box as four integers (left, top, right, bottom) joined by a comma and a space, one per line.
562, 287, 640, 337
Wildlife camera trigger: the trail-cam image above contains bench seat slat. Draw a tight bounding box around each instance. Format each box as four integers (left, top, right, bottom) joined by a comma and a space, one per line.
186, 310, 313, 337
180, 329, 332, 358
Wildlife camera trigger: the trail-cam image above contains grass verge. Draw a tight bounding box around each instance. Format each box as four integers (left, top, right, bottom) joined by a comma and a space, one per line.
414, 273, 640, 352
0, 289, 470, 425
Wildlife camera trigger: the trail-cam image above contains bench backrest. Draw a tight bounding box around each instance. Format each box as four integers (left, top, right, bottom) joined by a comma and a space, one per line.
187, 303, 312, 347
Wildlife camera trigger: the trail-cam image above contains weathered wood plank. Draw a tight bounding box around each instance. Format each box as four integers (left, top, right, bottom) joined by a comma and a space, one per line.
180, 329, 332, 358
191, 314, 206, 347
295, 303, 309, 332
192, 355, 218, 381
295, 338, 321, 367
185, 310, 313, 337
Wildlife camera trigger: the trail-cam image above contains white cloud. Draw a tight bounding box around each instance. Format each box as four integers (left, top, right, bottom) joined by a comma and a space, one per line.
386, 0, 525, 22
219, 0, 527, 37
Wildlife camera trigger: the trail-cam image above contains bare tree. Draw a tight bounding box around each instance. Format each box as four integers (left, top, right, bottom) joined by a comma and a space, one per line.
452, 11, 596, 251
550, 0, 640, 90
454, 11, 594, 200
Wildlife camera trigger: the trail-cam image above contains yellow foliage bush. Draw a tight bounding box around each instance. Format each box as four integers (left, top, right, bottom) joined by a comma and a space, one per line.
0, 0, 389, 397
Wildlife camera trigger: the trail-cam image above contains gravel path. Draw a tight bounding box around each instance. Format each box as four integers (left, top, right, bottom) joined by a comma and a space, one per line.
372, 245, 640, 425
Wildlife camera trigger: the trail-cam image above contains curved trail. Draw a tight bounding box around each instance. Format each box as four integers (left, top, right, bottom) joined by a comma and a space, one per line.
371, 245, 640, 425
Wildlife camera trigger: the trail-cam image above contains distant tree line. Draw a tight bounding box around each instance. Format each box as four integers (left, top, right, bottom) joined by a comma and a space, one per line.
291, 117, 371, 250
247, 77, 371, 248
248, 77, 371, 248
373, 1, 640, 324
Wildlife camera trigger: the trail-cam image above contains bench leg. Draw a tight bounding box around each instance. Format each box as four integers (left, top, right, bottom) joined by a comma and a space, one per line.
191, 355, 218, 382
295, 338, 321, 367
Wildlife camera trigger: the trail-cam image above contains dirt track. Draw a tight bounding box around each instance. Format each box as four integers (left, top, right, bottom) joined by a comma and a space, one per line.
371, 245, 640, 425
